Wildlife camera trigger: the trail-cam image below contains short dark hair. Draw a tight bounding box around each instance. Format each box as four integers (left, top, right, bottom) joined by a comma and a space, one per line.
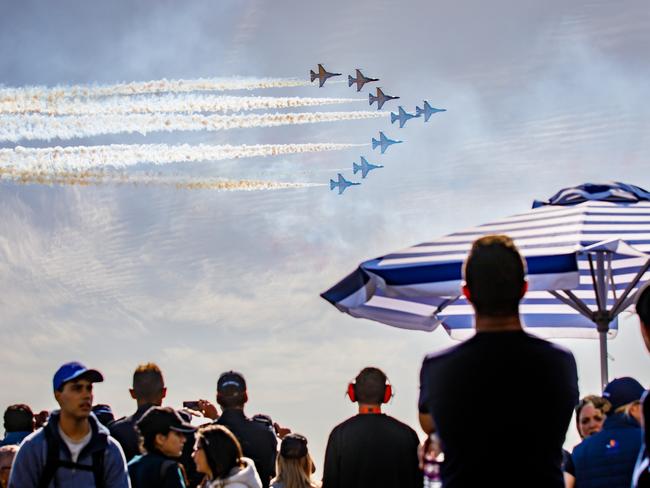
3, 404, 33, 432
463, 235, 526, 316
354, 367, 388, 404
197, 425, 243, 479
132, 363, 165, 400
636, 282, 650, 326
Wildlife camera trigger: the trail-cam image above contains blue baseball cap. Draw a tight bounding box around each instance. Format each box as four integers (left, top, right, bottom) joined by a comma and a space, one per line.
53, 362, 104, 391
603, 377, 645, 410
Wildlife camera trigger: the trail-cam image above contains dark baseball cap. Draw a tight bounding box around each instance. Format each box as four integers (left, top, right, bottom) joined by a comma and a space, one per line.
280, 433, 309, 459
136, 406, 197, 435
217, 371, 246, 393
53, 362, 104, 391
603, 377, 645, 410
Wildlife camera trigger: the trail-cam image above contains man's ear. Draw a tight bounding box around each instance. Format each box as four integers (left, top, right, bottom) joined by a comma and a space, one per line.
54, 390, 62, 405
462, 285, 471, 303
129, 388, 137, 400
521, 281, 528, 299
161, 387, 167, 400
154, 432, 166, 449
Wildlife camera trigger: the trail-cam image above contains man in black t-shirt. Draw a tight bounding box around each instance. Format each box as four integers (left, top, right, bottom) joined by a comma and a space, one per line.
633, 282, 650, 488
419, 235, 579, 488
322, 367, 422, 488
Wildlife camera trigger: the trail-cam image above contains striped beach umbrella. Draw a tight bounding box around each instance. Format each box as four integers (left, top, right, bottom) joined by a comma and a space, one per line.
321, 183, 650, 389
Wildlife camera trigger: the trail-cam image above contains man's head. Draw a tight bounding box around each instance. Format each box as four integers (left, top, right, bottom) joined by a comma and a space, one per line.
603, 377, 645, 424
350, 367, 391, 405
216, 371, 247, 410
3, 404, 34, 433
636, 282, 650, 352
136, 406, 196, 458
462, 235, 527, 317
130, 362, 166, 406
52, 362, 104, 420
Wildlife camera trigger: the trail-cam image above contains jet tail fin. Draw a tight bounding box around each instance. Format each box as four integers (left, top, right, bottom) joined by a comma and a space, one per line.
415, 106, 423, 117
310, 70, 317, 82
353, 162, 361, 174
371, 138, 379, 150
369, 93, 377, 106
348, 75, 354, 88
390, 112, 398, 124
329, 179, 337, 191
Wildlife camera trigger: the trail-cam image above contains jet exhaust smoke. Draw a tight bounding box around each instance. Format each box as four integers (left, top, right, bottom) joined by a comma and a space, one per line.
0, 111, 389, 142
0, 77, 311, 104
0, 94, 364, 116
0, 143, 366, 171
0, 166, 322, 191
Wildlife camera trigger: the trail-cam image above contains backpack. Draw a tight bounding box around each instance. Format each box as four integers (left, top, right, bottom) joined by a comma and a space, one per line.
38, 425, 106, 488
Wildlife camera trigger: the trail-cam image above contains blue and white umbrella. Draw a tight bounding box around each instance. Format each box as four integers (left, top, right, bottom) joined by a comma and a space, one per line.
322, 183, 650, 389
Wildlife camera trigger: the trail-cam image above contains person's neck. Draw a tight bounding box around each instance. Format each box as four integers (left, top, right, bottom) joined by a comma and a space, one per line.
136, 399, 162, 409
58, 411, 90, 440
474, 314, 523, 333
358, 403, 382, 414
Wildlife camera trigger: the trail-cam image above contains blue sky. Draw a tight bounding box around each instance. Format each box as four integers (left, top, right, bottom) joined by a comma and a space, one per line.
1, 0, 650, 468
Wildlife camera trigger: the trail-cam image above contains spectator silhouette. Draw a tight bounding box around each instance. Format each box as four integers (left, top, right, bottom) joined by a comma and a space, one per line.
322, 367, 421, 488
0, 404, 34, 447
418, 235, 579, 488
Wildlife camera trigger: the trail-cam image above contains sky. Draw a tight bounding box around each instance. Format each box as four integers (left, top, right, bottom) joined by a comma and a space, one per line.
1, 0, 650, 472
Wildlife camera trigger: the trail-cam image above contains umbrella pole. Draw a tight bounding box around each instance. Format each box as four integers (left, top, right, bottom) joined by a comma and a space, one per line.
599, 329, 609, 392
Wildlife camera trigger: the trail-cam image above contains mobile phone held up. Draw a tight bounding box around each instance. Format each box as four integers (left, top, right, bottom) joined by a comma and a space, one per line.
182, 400, 200, 410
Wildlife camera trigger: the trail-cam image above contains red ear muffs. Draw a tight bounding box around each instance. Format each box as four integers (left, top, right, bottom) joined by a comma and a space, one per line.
347, 383, 356, 403
347, 381, 392, 404
383, 383, 393, 404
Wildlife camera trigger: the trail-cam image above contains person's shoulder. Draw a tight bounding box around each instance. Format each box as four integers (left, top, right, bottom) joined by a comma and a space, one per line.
422, 341, 465, 365
250, 414, 276, 435
17, 427, 46, 449
382, 415, 419, 436
523, 333, 576, 360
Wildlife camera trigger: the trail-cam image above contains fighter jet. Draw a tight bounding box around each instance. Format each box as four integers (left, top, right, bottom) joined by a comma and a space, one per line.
390, 106, 419, 128
369, 87, 400, 110
352, 156, 383, 178
371, 131, 402, 154
415, 101, 447, 122
329, 173, 360, 194
347, 69, 379, 92
310, 64, 342, 88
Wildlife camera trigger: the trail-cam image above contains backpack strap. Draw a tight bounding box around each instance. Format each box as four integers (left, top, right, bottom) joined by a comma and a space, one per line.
160, 459, 179, 482
38, 423, 106, 488
39, 426, 61, 488
91, 449, 106, 488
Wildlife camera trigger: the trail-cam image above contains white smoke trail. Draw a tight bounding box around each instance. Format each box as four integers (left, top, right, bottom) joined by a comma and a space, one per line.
0, 167, 322, 191
0, 77, 311, 104
0, 143, 367, 172
0, 94, 364, 116
0, 111, 389, 142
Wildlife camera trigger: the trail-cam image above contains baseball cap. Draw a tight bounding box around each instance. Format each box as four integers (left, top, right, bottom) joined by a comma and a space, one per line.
603, 377, 645, 410
217, 371, 246, 393
136, 406, 197, 435
53, 362, 104, 391
280, 433, 309, 459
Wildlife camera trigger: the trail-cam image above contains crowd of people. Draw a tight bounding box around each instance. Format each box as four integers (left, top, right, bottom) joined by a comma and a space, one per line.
1, 234, 650, 488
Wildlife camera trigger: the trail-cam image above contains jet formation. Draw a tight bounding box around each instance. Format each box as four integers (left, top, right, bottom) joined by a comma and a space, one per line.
309, 64, 445, 194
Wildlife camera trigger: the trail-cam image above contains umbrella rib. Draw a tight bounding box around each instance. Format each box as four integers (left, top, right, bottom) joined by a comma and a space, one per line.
549, 290, 594, 319
610, 258, 650, 317
433, 295, 461, 316
588, 254, 604, 312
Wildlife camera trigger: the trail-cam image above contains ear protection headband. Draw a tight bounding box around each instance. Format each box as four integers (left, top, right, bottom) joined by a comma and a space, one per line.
347, 378, 393, 404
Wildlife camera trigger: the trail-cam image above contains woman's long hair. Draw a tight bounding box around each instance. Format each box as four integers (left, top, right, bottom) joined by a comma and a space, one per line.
273, 453, 320, 488
196, 425, 244, 480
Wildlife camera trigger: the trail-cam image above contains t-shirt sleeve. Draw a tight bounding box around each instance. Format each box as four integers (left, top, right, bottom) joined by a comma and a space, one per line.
321, 428, 340, 488
563, 449, 575, 476
418, 360, 431, 414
